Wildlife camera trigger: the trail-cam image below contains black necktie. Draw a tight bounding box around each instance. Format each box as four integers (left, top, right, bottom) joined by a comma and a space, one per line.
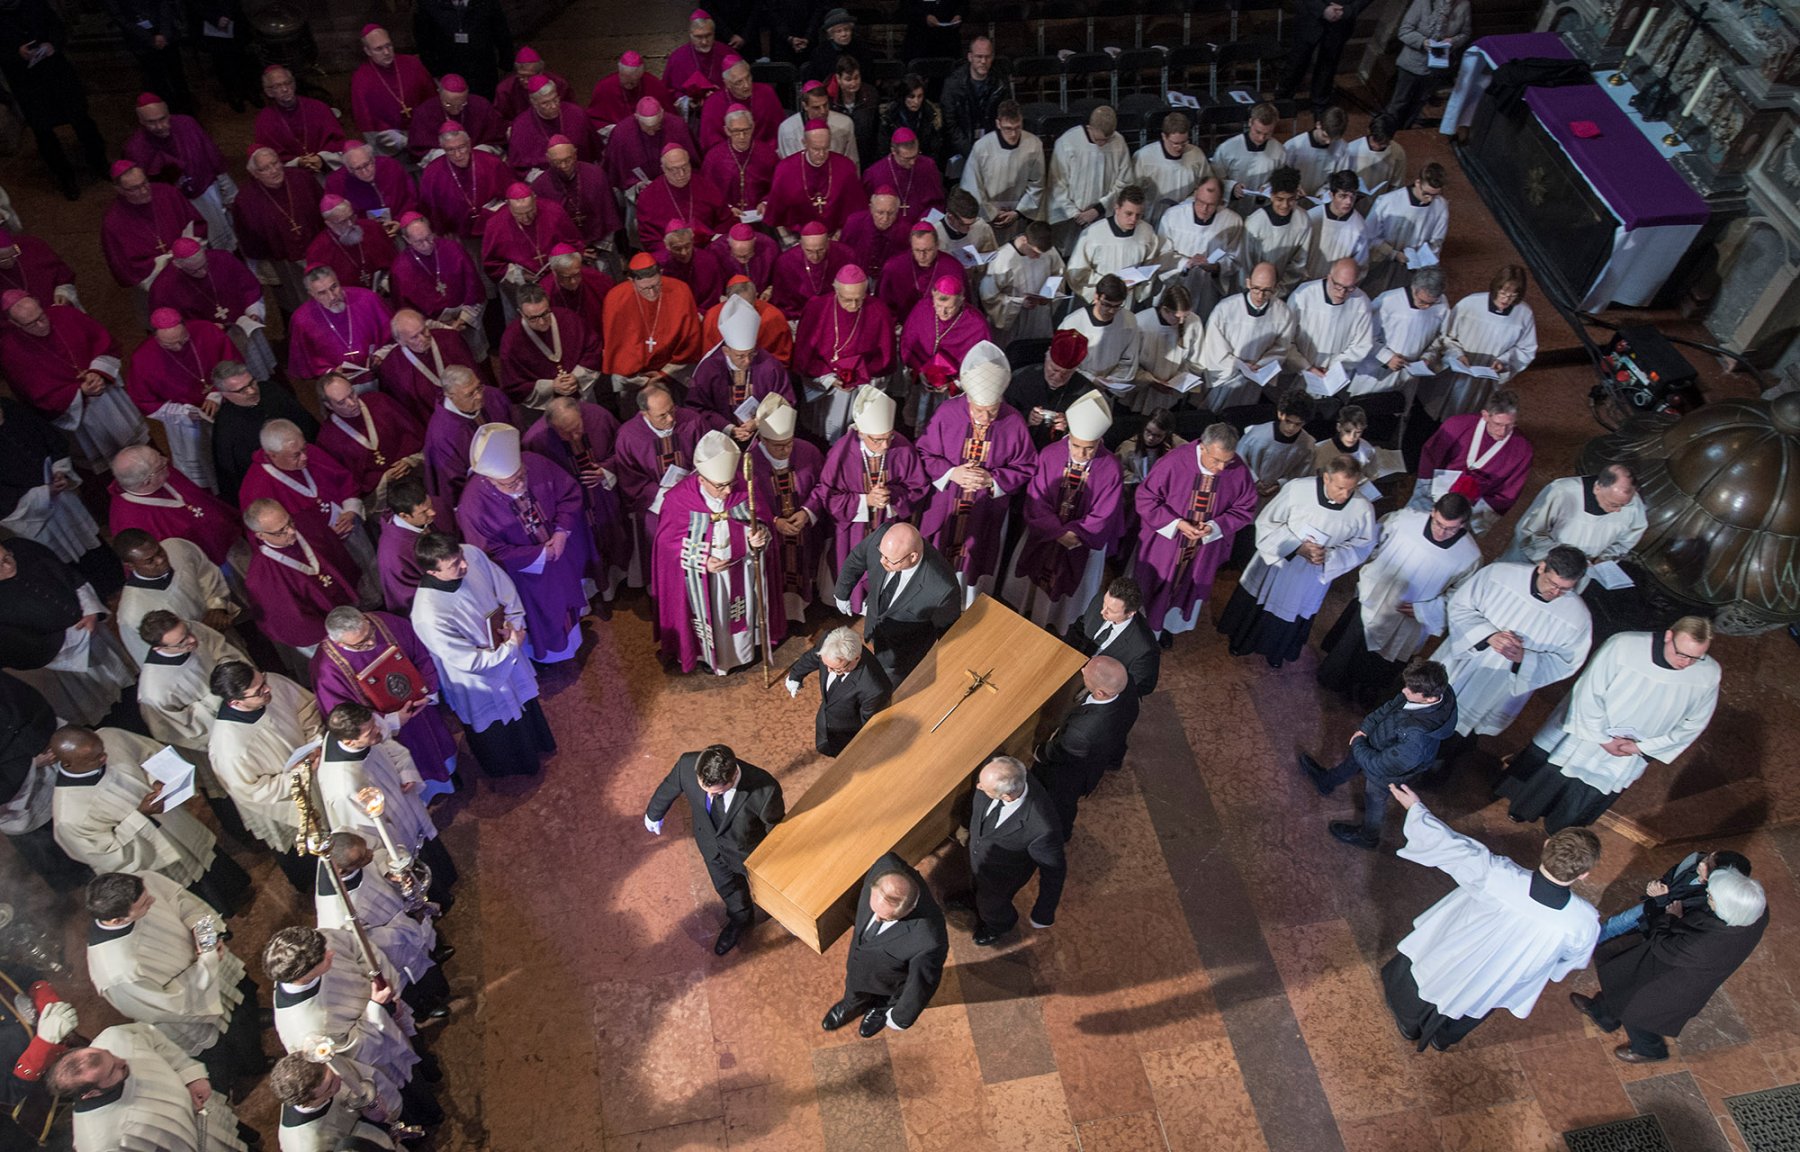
709, 793, 727, 830
981, 798, 1001, 835
876, 572, 898, 614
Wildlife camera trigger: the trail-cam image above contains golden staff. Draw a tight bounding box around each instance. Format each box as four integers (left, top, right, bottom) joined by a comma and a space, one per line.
289, 747, 387, 990
742, 434, 775, 687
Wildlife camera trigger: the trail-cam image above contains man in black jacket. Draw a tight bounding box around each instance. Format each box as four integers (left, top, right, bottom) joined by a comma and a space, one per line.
1035, 655, 1139, 841
939, 37, 1004, 164
964, 756, 1065, 946
833, 521, 962, 684
413, 0, 513, 98
1299, 657, 1456, 850
1275, 0, 1373, 120
1066, 577, 1160, 696
645, 744, 786, 956
822, 853, 949, 1037
786, 626, 893, 756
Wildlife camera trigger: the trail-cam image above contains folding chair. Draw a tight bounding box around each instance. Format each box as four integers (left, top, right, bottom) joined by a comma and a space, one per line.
1062, 51, 1116, 104
1009, 55, 1066, 108
1113, 47, 1168, 98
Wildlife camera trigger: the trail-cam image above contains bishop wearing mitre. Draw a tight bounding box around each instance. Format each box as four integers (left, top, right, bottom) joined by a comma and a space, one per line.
814, 386, 928, 612
651, 430, 784, 675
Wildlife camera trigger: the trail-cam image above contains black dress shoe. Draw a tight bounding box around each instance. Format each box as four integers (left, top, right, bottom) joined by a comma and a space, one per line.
714, 921, 743, 956
431, 945, 457, 965
1428, 1034, 1453, 1052
1395, 1017, 1421, 1043
858, 1008, 889, 1038
1157, 630, 1174, 650
1567, 991, 1613, 1030
972, 922, 1010, 947
1612, 1043, 1668, 1064
821, 1000, 859, 1031
1328, 821, 1379, 850
1296, 754, 1334, 796
423, 1005, 451, 1021
943, 891, 975, 912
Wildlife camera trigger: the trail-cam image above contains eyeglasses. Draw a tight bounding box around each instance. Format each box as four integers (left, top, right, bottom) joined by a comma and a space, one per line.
1669, 645, 1709, 664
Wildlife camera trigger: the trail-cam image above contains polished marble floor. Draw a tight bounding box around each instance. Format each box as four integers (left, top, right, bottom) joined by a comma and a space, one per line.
3, 5, 1799, 1150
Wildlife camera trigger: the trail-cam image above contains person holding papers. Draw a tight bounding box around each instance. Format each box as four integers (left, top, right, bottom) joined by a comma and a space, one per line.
1129, 112, 1211, 224
1198, 262, 1295, 411
1131, 285, 1207, 416
1346, 115, 1409, 202
959, 101, 1045, 243
1411, 390, 1532, 535
980, 219, 1067, 344
1498, 618, 1719, 833
1212, 103, 1287, 204
1237, 388, 1320, 507
1286, 108, 1349, 199
1218, 454, 1376, 668
1364, 162, 1450, 296
1348, 266, 1448, 443
1387, 0, 1472, 130
1310, 405, 1379, 484
1067, 184, 1164, 305
1428, 264, 1538, 418
1305, 170, 1371, 279
1284, 257, 1374, 419
1159, 176, 1246, 320
1242, 167, 1311, 295
1056, 276, 1140, 399
1501, 466, 1646, 591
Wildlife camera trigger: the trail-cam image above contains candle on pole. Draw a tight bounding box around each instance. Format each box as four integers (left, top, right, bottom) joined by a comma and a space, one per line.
1681, 64, 1718, 118
355, 785, 409, 867
1626, 7, 1659, 58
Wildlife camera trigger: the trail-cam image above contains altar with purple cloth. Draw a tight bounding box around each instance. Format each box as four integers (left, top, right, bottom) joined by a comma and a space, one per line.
1441, 32, 1574, 134
1457, 45, 1710, 311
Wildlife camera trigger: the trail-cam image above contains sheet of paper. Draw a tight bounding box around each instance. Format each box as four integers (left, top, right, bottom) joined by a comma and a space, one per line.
1316, 362, 1351, 396
1404, 358, 1437, 378
1165, 90, 1201, 110
736, 208, 763, 224
732, 396, 760, 422
143, 746, 197, 809
1116, 263, 1162, 288
1358, 478, 1383, 502
957, 245, 996, 267
1589, 560, 1635, 590
1405, 244, 1441, 269
1359, 178, 1389, 197
1410, 597, 1447, 633
1450, 356, 1501, 381
1038, 273, 1064, 298
1170, 371, 1206, 394
1373, 448, 1407, 479
1205, 247, 1231, 266
1429, 468, 1464, 498
481, 198, 507, 213
1098, 377, 1136, 395
1240, 358, 1281, 386
922, 207, 946, 225
1228, 89, 1256, 105
1427, 40, 1452, 69
366, 207, 390, 221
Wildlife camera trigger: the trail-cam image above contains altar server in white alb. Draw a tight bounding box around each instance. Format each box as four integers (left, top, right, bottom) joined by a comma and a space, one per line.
1001, 389, 1122, 632
1218, 456, 1377, 668
314, 831, 449, 1019
1502, 465, 1645, 586
979, 219, 1065, 343
1066, 185, 1163, 304
959, 101, 1046, 237
1284, 257, 1374, 415
1428, 264, 1538, 419
1129, 112, 1210, 223
1305, 170, 1370, 279
114, 529, 240, 667
1499, 618, 1720, 832
263, 924, 439, 1127
50, 1022, 252, 1152
1286, 107, 1349, 198
1345, 115, 1407, 198
1159, 176, 1245, 319
316, 702, 455, 906
1318, 493, 1481, 708
1379, 786, 1601, 1052
1348, 266, 1447, 437
1363, 162, 1450, 296
206, 660, 323, 892
83, 871, 262, 1088
134, 612, 246, 760
1045, 106, 1131, 252
1198, 262, 1294, 411
1130, 284, 1206, 416
266, 1052, 397, 1152
1438, 547, 1593, 746
1056, 275, 1139, 396
410, 532, 555, 777
1212, 103, 1286, 203
1240, 167, 1310, 294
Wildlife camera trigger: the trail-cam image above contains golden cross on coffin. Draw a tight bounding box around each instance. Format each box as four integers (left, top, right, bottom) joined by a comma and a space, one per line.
930, 667, 999, 733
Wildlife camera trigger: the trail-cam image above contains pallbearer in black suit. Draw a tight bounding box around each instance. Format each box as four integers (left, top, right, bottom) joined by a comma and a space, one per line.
823, 853, 950, 1038
832, 521, 962, 684
1035, 656, 1140, 841
785, 626, 894, 756
964, 756, 1066, 947
644, 744, 786, 956
1066, 576, 1161, 696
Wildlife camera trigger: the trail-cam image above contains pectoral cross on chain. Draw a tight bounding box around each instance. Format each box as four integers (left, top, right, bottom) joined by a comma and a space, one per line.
810, 193, 829, 212
213, 305, 229, 320
434, 279, 447, 296
644, 334, 658, 352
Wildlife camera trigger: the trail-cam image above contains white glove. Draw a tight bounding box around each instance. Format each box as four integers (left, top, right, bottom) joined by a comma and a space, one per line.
785, 679, 800, 698
643, 814, 662, 835
36, 1000, 78, 1043
505, 264, 526, 285
835, 597, 852, 615
600, 468, 617, 491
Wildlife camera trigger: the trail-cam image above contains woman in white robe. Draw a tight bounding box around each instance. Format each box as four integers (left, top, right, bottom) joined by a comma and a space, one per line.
1428, 268, 1538, 419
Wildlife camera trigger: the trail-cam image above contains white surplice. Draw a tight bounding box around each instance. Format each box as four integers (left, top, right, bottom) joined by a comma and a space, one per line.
1045, 126, 1130, 225
1241, 204, 1310, 293
1157, 202, 1247, 316
1284, 279, 1374, 386
1304, 203, 1370, 279
316, 736, 436, 871
1352, 285, 1448, 396
959, 132, 1046, 222
73, 1024, 249, 1152
1235, 423, 1317, 487
87, 872, 246, 1055
1238, 477, 1376, 622
1130, 310, 1206, 415
272, 927, 416, 1108
410, 544, 540, 732
1344, 136, 1408, 195
1354, 509, 1482, 661
117, 538, 237, 667
53, 728, 216, 886
1394, 803, 1598, 1020
1501, 475, 1647, 585
1129, 140, 1211, 217
1429, 292, 1538, 418
978, 240, 1065, 342
1210, 132, 1286, 201
1530, 630, 1720, 794
206, 674, 322, 850
1197, 292, 1294, 409
315, 863, 438, 991
1066, 217, 1163, 302
1057, 304, 1140, 395
1439, 562, 1592, 737
137, 622, 244, 752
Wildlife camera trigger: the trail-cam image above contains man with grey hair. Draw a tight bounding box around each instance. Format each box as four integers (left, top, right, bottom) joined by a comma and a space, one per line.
1350, 265, 1448, 442
961, 755, 1066, 946
1133, 422, 1259, 647
1501, 465, 1646, 587
241, 498, 360, 663
785, 625, 893, 755
1035, 655, 1139, 840
239, 418, 382, 606
822, 853, 948, 1037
